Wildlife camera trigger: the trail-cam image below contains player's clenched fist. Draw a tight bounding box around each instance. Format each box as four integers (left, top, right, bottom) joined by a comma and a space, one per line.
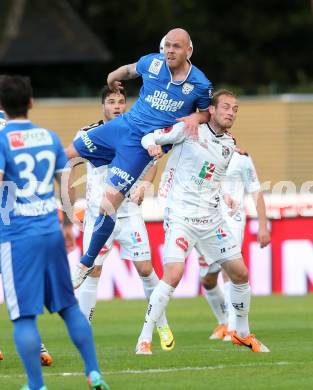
147, 144, 163, 158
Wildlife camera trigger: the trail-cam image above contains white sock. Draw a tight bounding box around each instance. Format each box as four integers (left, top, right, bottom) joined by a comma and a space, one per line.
141, 270, 168, 327
138, 280, 175, 342
224, 281, 236, 331
78, 276, 99, 323
230, 282, 251, 337
203, 285, 227, 325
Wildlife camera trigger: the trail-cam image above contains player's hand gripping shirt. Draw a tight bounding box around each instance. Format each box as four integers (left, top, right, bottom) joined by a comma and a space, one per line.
0, 120, 68, 241
142, 122, 235, 218
125, 53, 213, 136
221, 149, 261, 224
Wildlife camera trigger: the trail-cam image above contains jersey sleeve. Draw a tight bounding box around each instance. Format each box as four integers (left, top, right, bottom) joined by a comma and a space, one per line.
135, 54, 150, 76
53, 133, 69, 172
142, 122, 186, 148
136, 53, 161, 76
242, 156, 261, 193
196, 81, 213, 111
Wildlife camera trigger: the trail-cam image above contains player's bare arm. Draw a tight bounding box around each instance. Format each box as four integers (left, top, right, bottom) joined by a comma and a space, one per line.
130, 164, 158, 205
177, 110, 210, 139
55, 169, 76, 253
107, 62, 139, 93
253, 190, 271, 248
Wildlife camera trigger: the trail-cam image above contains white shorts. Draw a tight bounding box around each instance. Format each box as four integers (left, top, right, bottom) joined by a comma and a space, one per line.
163, 211, 241, 267
83, 213, 151, 266
198, 215, 244, 278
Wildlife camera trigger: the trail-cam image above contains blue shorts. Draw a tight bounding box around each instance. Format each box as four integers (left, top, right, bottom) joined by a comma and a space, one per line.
0, 231, 77, 320
73, 115, 153, 195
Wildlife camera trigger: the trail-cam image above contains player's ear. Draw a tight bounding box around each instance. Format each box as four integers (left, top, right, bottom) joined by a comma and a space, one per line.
28, 98, 34, 110
186, 46, 192, 60
208, 105, 215, 115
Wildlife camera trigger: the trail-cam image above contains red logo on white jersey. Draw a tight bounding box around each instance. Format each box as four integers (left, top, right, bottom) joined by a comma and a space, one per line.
176, 237, 189, 252
135, 232, 142, 243
162, 126, 173, 133
9, 132, 24, 148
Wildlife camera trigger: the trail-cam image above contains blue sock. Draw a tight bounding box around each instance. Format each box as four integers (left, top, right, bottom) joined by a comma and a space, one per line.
13, 316, 44, 390
81, 213, 116, 267
59, 304, 100, 375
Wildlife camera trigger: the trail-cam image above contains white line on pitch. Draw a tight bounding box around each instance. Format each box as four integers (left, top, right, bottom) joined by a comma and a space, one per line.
0, 361, 294, 379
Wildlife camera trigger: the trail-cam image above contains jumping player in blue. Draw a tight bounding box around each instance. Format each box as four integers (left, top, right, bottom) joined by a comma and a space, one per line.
0, 75, 109, 390
67, 28, 213, 288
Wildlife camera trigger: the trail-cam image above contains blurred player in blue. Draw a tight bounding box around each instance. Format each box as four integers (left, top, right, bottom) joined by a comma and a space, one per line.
67, 28, 213, 287
0, 109, 5, 361
0, 75, 109, 390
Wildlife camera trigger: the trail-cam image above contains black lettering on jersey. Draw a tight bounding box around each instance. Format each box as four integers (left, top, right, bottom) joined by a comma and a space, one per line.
80, 120, 104, 132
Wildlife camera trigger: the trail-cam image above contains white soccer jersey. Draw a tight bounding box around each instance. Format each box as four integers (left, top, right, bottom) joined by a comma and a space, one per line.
221, 150, 261, 227
144, 122, 235, 218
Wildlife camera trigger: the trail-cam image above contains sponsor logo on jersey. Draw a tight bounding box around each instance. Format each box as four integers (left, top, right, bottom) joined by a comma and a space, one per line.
184, 216, 209, 225
182, 82, 194, 95
199, 161, 215, 180
198, 256, 209, 267
148, 59, 163, 75
161, 126, 173, 133
216, 227, 227, 240
13, 197, 57, 216
80, 132, 97, 153
145, 90, 184, 112
159, 167, 175, 199
175, 236, 189, 252
130, 231, 142, 244
222, 145, 231, 159
7, 129, 53, 150
0, 119, 6, 130
110, 167, 135, 186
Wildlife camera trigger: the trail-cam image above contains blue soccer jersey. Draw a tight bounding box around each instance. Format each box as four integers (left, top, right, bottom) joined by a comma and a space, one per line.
74, 52, 213, 195
125, 53, 213, 135
0, 120, 68, 242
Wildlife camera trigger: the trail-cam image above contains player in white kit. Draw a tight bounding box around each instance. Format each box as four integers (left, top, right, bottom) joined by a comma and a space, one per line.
77, 87, 174, 351
198, 148, 271, 341
136, 90, 270, 354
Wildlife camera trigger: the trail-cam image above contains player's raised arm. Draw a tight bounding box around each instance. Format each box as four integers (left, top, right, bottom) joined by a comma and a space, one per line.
107, 62, 139, 93
142, 123, 186, 147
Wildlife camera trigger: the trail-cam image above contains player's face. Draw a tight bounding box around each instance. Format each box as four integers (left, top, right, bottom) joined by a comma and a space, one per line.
164, 36, 191, 70
210, 95, 239, 130
102, 93, 126, 121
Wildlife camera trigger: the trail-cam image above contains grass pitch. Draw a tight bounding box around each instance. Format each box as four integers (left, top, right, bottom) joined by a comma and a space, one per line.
0, 295, 313, 389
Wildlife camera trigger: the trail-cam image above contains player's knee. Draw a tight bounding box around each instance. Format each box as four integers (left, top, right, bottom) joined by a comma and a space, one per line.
136, 261, 153, 278
201, 273, 218, 290
90, 265, 102, 277
163, 263, 184, 287
231, 265, 249, 284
